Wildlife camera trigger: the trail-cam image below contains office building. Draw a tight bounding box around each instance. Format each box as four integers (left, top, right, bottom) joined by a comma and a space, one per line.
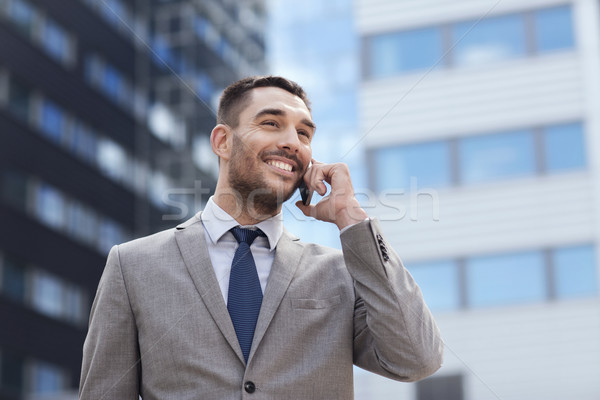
356, 0, 599, 399
0, 0, 265, 398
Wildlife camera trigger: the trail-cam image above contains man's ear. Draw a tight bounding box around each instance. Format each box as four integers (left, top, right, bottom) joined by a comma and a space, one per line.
210, 124, 231, 161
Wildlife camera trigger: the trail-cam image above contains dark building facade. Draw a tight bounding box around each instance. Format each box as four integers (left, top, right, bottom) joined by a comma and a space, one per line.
0, 0, 264, 398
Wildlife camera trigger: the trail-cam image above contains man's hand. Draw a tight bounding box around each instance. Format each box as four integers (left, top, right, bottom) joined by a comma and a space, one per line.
295, 159, 368, 230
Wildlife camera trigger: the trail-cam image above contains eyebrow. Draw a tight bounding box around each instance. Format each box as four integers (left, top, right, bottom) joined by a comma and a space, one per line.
253, 108, 316, 131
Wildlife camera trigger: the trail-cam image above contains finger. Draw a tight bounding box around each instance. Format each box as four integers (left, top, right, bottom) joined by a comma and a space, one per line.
304, 163, 328, 196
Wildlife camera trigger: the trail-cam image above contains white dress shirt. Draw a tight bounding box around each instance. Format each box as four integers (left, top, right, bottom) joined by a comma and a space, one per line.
200, 197, 283, 304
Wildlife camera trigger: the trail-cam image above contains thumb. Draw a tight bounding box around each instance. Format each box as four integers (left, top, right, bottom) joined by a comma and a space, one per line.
295, 201, 315, 217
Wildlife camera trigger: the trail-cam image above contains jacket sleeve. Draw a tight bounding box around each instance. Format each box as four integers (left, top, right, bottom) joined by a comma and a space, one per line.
341, 218, 444, 382
79, 245, 141, 399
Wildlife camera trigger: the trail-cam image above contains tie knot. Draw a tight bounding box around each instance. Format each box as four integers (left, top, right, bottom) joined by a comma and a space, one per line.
230, 227, 264, 246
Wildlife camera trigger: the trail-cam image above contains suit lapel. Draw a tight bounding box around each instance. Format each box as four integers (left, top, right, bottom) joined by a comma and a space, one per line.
249, 228, 303, 361
174, 214, 245, 364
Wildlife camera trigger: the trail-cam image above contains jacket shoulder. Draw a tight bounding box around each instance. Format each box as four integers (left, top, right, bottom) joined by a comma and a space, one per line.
116, 214, 202, 261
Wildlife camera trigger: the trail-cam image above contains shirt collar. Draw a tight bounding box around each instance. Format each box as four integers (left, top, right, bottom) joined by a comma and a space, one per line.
200, 196, 283, 251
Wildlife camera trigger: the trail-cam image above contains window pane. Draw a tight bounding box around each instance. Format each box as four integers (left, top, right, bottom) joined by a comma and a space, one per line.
467, 251, 546, 307
35, 183, 65, 230
9, 0, 35, 36
535, 6, 574, 53
369, 27, 443, 77
553, 245, 597, 298
408, 260, 460, 311
63, 284, 87, 325
1, 170, 28, 212
69, 122, 98, 164
29, 360, 68, 394
7, 78, 31, 121
40, 18, 70, 63
31, 270, 63, 319
39, 99, 66, 144
544, 122, 586, 172
66, 203, 97, 245
417, 374, 464, 400
103, 64, 123, 101
97, 138, 128, 181
453, 14, 526, 67
98, 219, 126, 254
2, 257, 26, 302
374, 141, 450, 191
459, 130, 535, 184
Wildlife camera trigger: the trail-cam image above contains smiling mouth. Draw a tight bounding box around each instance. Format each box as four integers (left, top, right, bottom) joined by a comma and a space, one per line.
265, 160, 294, 173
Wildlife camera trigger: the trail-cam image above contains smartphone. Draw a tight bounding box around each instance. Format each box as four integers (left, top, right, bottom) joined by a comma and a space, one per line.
299, 161, 313, 206
299, 181, 313, 206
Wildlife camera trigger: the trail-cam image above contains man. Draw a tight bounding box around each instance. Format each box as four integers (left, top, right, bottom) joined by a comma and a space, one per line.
79, 76, 443, 399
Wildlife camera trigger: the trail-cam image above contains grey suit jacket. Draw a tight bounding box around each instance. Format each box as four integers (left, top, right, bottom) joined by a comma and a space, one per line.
79, 215, 443, 399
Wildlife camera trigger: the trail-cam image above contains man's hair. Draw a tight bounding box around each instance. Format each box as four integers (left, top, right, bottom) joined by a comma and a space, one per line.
217, 76, 311, 128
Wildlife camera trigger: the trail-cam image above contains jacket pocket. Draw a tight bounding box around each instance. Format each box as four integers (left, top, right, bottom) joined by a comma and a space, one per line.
291, 294, 341, 310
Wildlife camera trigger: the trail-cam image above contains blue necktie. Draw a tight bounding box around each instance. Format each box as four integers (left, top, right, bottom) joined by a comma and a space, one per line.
227, 227, 265, 362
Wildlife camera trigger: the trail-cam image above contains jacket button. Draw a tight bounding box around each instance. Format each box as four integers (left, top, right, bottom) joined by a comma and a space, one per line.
244, 381, 256, 393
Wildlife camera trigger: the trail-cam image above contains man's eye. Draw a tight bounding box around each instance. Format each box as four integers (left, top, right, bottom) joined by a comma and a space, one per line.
263, 121, 278, 127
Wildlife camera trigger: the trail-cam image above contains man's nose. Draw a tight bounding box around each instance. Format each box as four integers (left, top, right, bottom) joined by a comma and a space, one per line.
277, 126, 300, 153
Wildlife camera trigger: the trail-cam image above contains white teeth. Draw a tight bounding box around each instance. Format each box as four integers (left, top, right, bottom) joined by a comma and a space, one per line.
267, 160, 293, 172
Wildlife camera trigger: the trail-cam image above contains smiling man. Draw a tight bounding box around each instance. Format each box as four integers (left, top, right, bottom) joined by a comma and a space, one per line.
79, 76, 443, 400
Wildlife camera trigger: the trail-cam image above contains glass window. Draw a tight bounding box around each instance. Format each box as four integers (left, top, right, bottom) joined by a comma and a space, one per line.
98, 219, 126, 254
7, 77, 31, 121
69, 122, 98, 164
28, 360, 68, 394
553, 245, 597, 298
39, 99, 66, 144
66, 202, 98, 245
534, 6, 574, 53
31, 270, 63, 319
97, 138, 128, 181
2, 257, 26, 302
466, 251, 546, 307
151, 35, 171, 70
40, 18, 71, 64
84, 55, 102, 86
544, 122, 586, 172
1, 170, 28, 212
100, 0, 131, 29
8, 0, 35, 36
459, 130, 535, 184
417, 374, 464, 400
148, 171, 169, 208
63, 284, 87, 325
34, 183, 65, 230
368, 27, 443, 77
103, 64, 124, 101
453, 14, 526, 67
408, 260, 460, 312
374, 141, 451, 191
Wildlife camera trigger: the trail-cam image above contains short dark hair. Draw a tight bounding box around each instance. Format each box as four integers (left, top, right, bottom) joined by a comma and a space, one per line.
217, 76, 311, 128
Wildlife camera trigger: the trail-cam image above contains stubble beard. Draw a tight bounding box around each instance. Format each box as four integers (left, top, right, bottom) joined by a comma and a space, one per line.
228, 135, 301, 219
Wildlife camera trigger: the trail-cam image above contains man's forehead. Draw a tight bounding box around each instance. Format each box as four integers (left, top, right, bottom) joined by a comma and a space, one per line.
247, 86, 310, 113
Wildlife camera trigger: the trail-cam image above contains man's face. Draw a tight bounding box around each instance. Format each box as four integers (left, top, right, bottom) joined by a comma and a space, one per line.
226, 86, 315, 214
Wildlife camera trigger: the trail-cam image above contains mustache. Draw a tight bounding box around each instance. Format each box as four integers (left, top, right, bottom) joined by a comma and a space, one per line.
259, 150, 305, 172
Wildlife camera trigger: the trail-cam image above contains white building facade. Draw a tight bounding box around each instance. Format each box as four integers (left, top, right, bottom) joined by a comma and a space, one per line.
354, 0, 600, 399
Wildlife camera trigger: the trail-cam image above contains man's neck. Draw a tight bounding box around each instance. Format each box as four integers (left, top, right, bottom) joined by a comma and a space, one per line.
212, 190, 281, 226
